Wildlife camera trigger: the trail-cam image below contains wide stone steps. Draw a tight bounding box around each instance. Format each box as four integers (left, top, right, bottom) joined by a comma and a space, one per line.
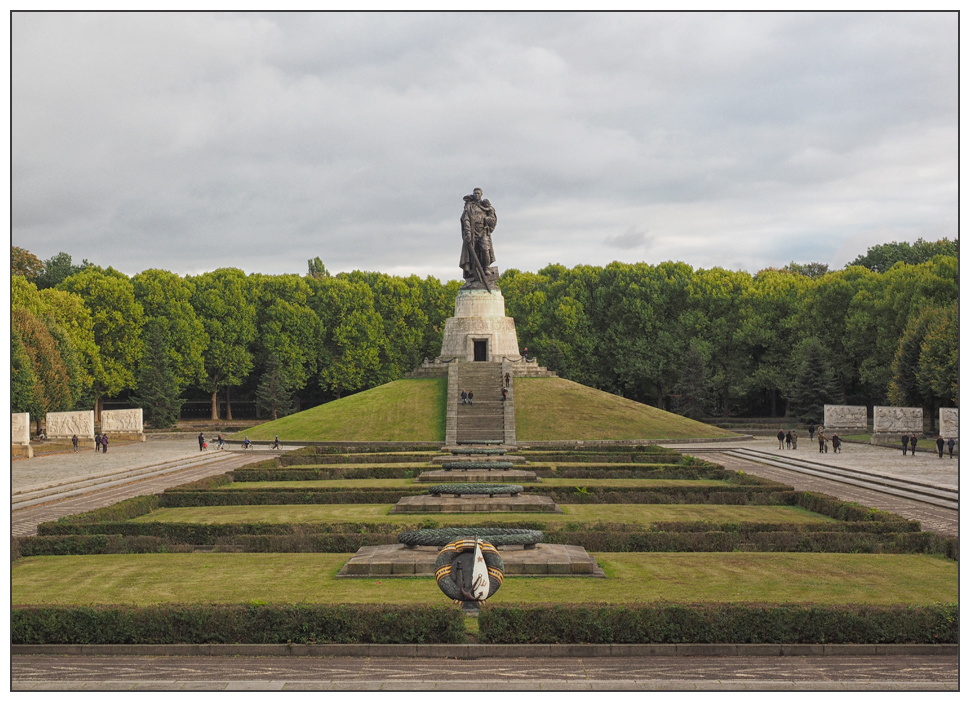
456, 362, 506, 443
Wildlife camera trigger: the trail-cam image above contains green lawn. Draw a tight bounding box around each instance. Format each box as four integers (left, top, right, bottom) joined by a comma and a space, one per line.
230, 378, 446, 441
218, 478, 733, 490
12, 552, 955, 606
515, 378, 737, 440
132, 504, 833, 526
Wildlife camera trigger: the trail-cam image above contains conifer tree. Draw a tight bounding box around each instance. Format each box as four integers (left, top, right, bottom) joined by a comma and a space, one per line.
786, 337, 841, 423
132, 322, 183, 429
256, 352, 293, 420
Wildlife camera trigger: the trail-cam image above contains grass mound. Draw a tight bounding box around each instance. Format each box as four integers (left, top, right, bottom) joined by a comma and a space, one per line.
231, 378, 446, 442
515, 378, 737, 441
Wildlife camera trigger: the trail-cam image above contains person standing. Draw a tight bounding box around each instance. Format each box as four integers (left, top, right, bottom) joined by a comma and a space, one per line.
901, 433, 909, 455
461, 390, 467, 405
808, 423, 816, 440
468, 391, 474, 405
791, 431, 798, 450
777, 429, 785, 450
947, 437, 955, 458
198, 431, 206, 452
936, 435, 945, 458
71, 434, 79, 453
94, 430, 102, 453
910, 434, 918, 455
504, 372, 511, 389
832, 433, 841, 453
101, 433, 108, 453
785, 431, 793, 449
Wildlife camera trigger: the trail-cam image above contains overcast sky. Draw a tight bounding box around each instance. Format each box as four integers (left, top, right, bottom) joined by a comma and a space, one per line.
12, 12, 957, 282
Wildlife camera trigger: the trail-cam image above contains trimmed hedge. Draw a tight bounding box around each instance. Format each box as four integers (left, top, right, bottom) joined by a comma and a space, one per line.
12, 604, 465, 644
520, 452, 689, 464
49, 495, 159, 524
279, 454, 438, 466
542, 530, 958, 557
233, 467, 425, 482
478, 603, 958, 644
158, 489, 421, 507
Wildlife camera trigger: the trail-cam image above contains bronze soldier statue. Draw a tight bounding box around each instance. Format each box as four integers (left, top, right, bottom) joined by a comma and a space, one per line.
459, 188, 497, 290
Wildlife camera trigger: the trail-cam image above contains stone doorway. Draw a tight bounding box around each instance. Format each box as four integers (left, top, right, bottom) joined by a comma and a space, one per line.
474, 340, 487, 361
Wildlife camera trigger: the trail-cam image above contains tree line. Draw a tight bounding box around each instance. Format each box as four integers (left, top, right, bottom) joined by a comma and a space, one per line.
10, 239, 957, 431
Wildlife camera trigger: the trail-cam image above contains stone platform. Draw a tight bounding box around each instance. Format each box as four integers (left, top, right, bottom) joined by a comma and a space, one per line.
337, 543, 603, 577
389, 494, 562, 513
415, 469, 540, 483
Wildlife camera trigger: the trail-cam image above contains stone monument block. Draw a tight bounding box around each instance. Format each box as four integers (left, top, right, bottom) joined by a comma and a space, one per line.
823, 405, 868, 432
12, 413, 30, 444
872, 406, 923, 434
438, 288, 521, 362
939, 408, 958, 438
46, 410, 95, 439
102, 408, 144, 433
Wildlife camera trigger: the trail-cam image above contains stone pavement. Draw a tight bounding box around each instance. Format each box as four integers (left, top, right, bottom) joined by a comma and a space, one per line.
11, 654, 958, 690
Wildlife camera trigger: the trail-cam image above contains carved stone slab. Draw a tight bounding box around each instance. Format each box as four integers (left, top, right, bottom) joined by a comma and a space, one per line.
939, 408, 958, 438
823, 405, 867, 431
872, 406, 923, 434
101, 408, 144, 433
12, 413, 30, 444
46, 410, 95, 438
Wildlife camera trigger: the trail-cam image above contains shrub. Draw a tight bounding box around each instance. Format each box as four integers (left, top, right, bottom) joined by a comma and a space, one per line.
478, 603, 958, 644
12, 604, 465, 644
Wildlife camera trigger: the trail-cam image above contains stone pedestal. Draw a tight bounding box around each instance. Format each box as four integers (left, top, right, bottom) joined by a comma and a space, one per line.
337, 543, 603, 577
438, 288, 521, 362
389, 494, 562, 513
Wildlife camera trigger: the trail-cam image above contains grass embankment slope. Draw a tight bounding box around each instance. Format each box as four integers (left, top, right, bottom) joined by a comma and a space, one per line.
233, 378, 446, 442
515, 377, 737, 441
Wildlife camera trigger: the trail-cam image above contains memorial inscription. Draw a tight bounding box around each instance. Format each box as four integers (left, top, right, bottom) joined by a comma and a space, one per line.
939, 408, 959, 438
872, 406, 923, 434
823, 405, 868, 431
11, 413, 30, 445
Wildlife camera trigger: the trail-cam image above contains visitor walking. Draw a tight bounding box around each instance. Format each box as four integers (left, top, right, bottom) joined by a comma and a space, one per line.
947, 437, 955, 458
94, 431, 101, 453
501, 388, 508, 402
901, 433, 909, 455
909, 434, 918, 455
818, 431, 827, 453
777, 429, 785, 450
273, 435, 281, 449
71, 434, 78, 453
101, 434, 109, 453
198, 431, 205, 452
791, 431, 798, 449
831, 433, 841, 453
468, 391, 474, 405
785, 431, 792, 449
808, 423, 816, 440
504, 372, 511, 388
461, 390, 467, 405
936, 435, 945, 458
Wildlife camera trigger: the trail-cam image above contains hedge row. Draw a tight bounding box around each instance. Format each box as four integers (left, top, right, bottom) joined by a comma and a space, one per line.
49, 495, 159, 524
16, 530, 956, 559
518, 452, 689, 464
158, 490, 420, 507
478, 603, 958, 644
541, 530, 958, 558
37, 521, 405, 541
784, 492, 914, 524
12, 604, 465, 644
279, 454, 439, 466
232, 467, 424, 482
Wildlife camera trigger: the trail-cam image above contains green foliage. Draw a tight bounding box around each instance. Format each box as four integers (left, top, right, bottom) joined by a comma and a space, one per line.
256, 352, 294, 420
132, 321, 184, 429
12, 604, 465, 644
11, 326, 41, 417
12, 308, 72, 419
782, 261, 829, 279
786, 338, 840, 422
251, 273, 321, 393
848, 237, 958, 273
59, 267, 145, 401
132, 269, 208, 394
479, 603, 958, 644
35, 251, 94, 290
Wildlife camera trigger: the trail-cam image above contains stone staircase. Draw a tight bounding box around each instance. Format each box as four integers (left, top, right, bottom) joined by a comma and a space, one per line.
454, 362, 507, 445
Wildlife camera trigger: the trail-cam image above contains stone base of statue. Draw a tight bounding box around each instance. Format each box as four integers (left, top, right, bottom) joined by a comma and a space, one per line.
438, 287, 521, 363
337, 543, 604, 577
100, 432, 147, 442
12, 443, 33, 459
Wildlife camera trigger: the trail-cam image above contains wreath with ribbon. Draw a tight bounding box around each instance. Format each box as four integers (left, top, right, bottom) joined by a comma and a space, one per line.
434, 538, 505, 601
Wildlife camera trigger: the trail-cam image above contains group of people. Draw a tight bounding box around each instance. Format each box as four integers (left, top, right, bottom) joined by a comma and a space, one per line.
460, 390, 475, 405
776, 429, 799, 450
88, 432, 109, 453
906, 434, 956, 458
196, 433, 280, 450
